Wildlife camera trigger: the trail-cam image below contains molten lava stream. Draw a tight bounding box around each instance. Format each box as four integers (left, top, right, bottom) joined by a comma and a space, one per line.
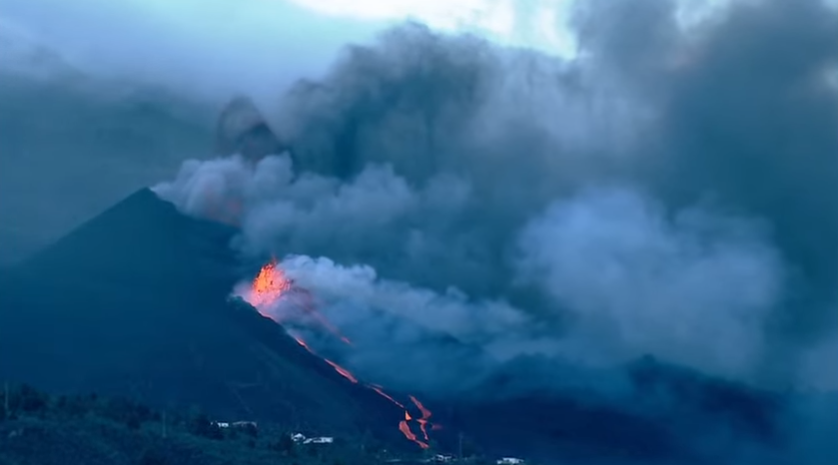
399, 411, 429, 449
409, 395, 432, 441
244, 261, 439, 450
324, 358, 359, 384
292, 337, 359, 384
370, 384, 405, 409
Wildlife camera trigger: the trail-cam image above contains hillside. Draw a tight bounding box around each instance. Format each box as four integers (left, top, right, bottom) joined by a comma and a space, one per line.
0, 189, 412, 446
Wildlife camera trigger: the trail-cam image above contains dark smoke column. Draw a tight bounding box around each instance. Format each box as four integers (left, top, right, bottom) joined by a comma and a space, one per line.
215, 96, 291, 163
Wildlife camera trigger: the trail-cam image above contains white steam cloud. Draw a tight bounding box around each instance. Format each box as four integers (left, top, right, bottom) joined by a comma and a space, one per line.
516, 188, 783, 380
152, 0, 837, 396
155, 152, 786, 388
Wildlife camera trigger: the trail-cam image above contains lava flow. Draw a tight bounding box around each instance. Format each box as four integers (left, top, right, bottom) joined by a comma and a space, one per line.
292, 336, 359, 384
241, 260, 439, 450
399, 411, 429, 449
410, 395, 432, 441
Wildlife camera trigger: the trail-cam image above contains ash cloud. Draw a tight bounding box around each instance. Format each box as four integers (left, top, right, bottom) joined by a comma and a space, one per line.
156, 0, 838, 399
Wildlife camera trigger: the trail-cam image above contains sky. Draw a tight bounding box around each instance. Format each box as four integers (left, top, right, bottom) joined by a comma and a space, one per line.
0, 0, 778, 108
0, 0, 583, 103
0, 0, 582, 264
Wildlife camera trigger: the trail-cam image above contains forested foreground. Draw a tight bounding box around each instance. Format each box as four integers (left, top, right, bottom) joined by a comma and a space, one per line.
0, 384, 486, 465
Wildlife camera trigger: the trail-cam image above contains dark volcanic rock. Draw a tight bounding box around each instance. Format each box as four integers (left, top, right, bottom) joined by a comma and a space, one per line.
0, 188, 403, 440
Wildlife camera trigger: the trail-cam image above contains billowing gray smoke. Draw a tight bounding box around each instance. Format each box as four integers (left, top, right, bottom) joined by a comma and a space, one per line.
156, 0, 838, 393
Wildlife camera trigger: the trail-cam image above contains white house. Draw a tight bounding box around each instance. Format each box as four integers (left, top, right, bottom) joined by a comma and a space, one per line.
212, 421, 257, 430
496, 458, 525, 465
231, 421, 257, 429
303, 437, 334, 445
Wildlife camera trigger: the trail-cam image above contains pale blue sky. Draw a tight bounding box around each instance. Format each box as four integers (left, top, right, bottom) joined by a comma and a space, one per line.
0, 0, 761, 105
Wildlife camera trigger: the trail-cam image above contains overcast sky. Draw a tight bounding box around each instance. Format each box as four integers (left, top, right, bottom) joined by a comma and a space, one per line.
0, 0, 583, 266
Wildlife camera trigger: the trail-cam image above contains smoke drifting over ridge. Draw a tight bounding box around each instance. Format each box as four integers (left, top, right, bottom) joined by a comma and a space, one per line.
156, 0, 838, 391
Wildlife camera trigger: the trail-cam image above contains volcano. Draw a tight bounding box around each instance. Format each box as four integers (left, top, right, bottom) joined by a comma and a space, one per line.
0, 188, 419, 445
0, 188, 799, 464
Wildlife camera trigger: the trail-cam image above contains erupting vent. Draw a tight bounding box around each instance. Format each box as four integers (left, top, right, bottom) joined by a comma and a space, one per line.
241, 260, 438, 449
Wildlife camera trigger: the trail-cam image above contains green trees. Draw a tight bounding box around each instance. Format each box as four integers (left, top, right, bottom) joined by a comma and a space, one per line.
0, 383, 48, 419
0, 383, 452, 465
187, 410, 223, 440
271, 432, 297, 456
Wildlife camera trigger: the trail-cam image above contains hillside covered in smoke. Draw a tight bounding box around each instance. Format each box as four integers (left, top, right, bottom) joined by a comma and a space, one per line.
155, 0, 838, 397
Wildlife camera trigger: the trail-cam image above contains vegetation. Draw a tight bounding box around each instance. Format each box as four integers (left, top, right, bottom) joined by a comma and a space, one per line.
0, 383, 454, 465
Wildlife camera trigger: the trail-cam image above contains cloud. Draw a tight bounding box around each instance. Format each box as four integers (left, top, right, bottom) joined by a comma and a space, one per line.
155, 0, 838, 395
516, 187, 784, 380
0, 0, 382, 102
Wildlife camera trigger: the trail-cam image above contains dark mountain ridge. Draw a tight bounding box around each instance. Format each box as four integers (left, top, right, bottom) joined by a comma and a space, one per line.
0, 189, 408, 444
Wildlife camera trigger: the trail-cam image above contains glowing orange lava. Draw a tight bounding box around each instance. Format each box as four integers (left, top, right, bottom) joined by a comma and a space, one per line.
410, 395, 432, 441
245, 261, 352, 345
292, 337, 358, 384
245, 260, 440, 451
324, 358, 359, 384
399, 411, 429, 449
247, 260, 292, 308
370, 384, 405, 409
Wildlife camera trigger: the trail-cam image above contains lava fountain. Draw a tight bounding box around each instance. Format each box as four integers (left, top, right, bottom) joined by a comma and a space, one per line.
238, 260, 437, 449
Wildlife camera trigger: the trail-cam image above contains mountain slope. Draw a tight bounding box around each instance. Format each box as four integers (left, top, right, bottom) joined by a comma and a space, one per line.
0, 189, 405, 441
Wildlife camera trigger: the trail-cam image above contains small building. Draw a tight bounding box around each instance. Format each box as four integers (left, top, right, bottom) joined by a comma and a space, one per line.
212, 421, 257, 430
496, 458, 525, 465
303, 436, 334, 445
231, 421, 257, 429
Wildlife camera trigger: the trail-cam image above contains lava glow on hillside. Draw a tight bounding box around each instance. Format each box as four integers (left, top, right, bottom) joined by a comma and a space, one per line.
240, 260, 435, 449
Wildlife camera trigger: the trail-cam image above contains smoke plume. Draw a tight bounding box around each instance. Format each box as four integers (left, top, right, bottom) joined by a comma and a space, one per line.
155, 0, 838, 397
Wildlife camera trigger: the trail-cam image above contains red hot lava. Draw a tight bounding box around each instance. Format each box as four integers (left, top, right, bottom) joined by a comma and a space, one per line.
244, 261, 351, 345
242, 260, 438, 450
